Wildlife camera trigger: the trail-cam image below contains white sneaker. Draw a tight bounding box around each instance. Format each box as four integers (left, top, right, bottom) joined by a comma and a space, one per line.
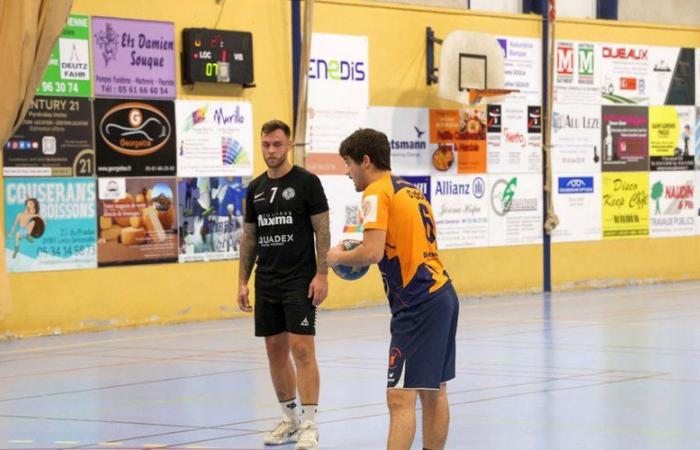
263, 416, 299, 445
294, 420, 319, 450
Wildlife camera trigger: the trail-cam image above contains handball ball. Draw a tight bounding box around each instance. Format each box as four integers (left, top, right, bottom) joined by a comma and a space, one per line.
331, 239, 370, 281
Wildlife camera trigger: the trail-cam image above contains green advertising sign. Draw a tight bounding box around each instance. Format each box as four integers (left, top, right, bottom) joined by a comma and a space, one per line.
36, 14, 92, 97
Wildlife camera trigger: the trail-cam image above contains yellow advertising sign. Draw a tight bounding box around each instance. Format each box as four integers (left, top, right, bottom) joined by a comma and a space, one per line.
602, 172, 649, 239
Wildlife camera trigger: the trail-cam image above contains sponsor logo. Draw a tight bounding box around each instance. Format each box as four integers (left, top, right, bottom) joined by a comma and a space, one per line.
309, 58, 366, 81
552, 112, 600, 133
282, 187, 296, 200
257, 214, 293, 227
558, 177, 594, 194
620, 77, 637, 91
362, 195, 378, 224
557, 42, 574, 82
258, 234, 294, 245
389, 347, 402, 370
578, 43, 595, 83
414, 126, 426, 138
487, 105, 502, 133
300, 317, 310, 327
99, 102, 171, 156
602, 47, 647, 60
527, 106, 542, 133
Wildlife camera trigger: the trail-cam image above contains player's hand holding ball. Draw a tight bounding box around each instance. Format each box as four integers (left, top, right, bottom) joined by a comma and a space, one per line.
328, 239, 370, 281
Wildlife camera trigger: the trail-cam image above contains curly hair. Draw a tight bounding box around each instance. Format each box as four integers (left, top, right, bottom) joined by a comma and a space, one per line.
338, 128, 391, 171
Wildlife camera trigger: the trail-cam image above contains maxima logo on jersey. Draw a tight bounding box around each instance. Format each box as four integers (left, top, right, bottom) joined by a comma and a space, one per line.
558, 177, 594, 194
257, 213, 293, 227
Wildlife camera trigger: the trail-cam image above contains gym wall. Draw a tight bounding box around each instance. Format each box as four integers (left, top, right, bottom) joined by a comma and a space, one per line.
1, 0, 699, 338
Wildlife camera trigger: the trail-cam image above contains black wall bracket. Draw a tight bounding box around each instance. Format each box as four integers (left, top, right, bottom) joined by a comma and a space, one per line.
426, 27, 443, 86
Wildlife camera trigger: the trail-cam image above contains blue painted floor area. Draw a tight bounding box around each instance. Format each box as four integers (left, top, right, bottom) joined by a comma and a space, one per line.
2, 281, 700, 449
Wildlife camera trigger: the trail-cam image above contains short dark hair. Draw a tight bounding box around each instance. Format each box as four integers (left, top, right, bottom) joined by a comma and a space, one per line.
261, 119, 291, 138
339, 128, 391, 170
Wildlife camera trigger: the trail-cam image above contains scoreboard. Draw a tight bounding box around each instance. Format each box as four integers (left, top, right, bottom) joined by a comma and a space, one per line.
181, 28, 254, 86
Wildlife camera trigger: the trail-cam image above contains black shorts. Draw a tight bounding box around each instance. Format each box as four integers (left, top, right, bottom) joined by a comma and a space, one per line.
254, 283, 317, 336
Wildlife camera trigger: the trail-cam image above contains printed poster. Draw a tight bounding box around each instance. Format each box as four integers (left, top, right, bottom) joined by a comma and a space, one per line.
648, 46, 695, 106
486, 104, 542, 174
305, 33, 368, 175
431, 175, 489, 249
36, 14, 92, 97
496, 36, 542, 104
602, 172, 649, 239
429, 108, 486, 175
4, 178, 97, 272
649, 106, 694, 171
318, 175, 363, 245
97, 177, 178, 266
599, 43, 650, 105
649, 171, 695, 237
696, 107, 700, 170
176, 100, 254, 177
91, 17, 176, 98
553, 40, 600, 104
551, 175, 602, 243
363, 107, 432, 176
488, 173, 543, 246
3, 97, 94, 177
94, 98, 177, 177
178, 177, 249, 262
601, 106, 649, 172
696, 171, 700, 235
551, 103, 602, 173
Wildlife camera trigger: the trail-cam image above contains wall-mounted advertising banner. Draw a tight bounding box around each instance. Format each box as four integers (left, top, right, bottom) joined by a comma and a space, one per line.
97, 177, 178, 266
429, 108, 487, 174
696, 107, 700, 170
601, 106, 649, 172
305, 33, 368, 175
488, 173, 542, 246
496, 35, 542, 105
3, 97, 94, 177
91, 17, 176, 99
649, 171, 695, 238
4, 178, 97, 272
648, 47, 695, 106
36, 14, 92, 97
551, 174, 602, 243
175, 100, 254, 177
599, 43, 650, 105
431, 175, 489, 249
696, 171, 700, 236
94, 98, 176, 177
318, 175, 363, 245
553, 40, 600, 104
486, 104, 541, 174
428, 109, 459, 175
551, 103, 601, 173
364, 107, 432, 176
602, 172, 649, 239
649, 106, 695, 171
177, 177, 248, 263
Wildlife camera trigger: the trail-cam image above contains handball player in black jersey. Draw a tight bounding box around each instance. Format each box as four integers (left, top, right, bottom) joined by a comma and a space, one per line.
237, 120, 330, 450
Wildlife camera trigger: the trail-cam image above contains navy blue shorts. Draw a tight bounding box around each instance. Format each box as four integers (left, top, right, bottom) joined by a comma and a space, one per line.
387, 283, 459, 390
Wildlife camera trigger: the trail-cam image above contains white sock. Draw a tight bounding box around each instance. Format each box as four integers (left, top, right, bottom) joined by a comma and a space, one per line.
301, 404, 317, 423
280, 398, 298, 422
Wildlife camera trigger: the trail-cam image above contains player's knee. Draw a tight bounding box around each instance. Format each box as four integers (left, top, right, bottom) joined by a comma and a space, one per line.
265, 336, 289, 361
290, 340, 315, 365
386, 390, 415, 412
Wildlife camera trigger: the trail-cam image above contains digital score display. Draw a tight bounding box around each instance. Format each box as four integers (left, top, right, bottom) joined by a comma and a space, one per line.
181, 28, 254, 86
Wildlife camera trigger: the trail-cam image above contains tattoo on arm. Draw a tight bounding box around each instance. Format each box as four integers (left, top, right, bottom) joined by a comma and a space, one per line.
238, 222, 257, 282
310, 211, 330, 275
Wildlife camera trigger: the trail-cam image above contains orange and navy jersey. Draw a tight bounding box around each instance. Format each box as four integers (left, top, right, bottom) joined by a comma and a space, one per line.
362, 174, 451, 314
